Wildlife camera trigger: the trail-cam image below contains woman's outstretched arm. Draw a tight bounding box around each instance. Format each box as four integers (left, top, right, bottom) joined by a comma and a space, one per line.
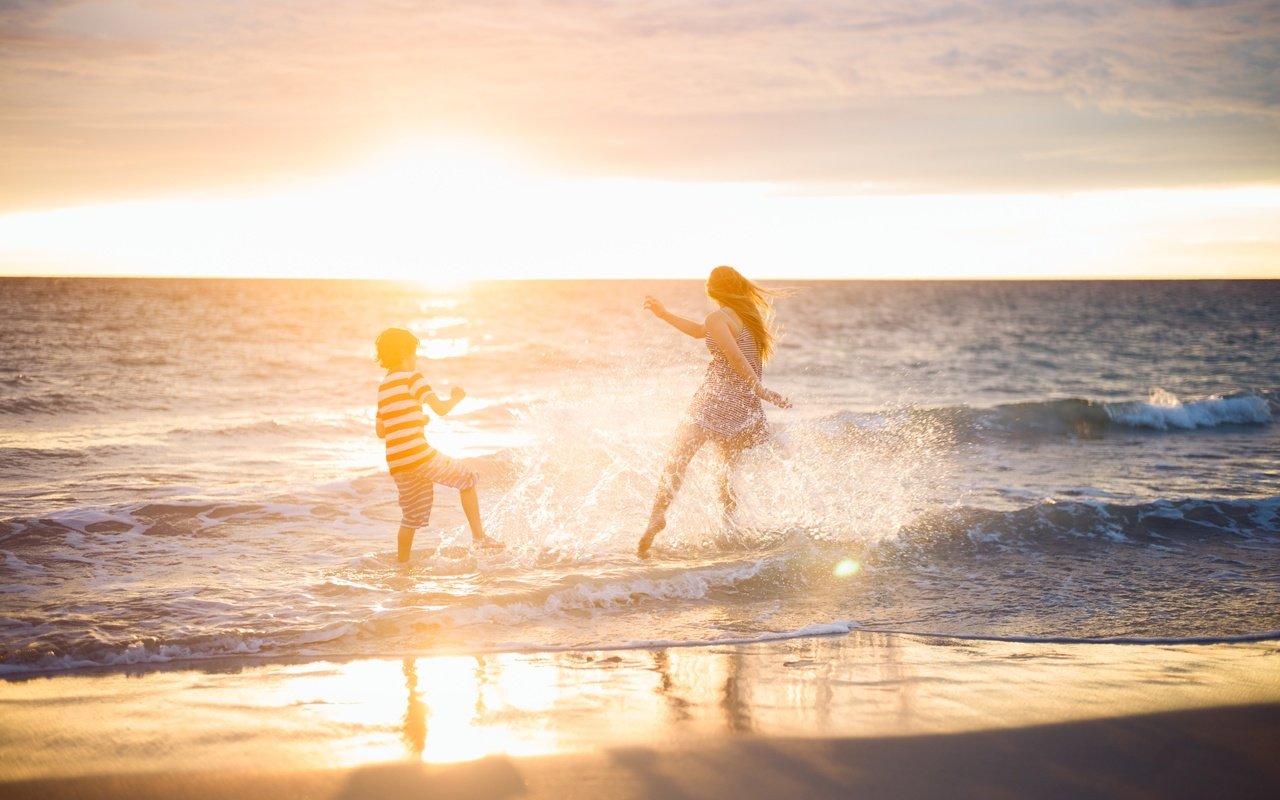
644, 296, 706, 339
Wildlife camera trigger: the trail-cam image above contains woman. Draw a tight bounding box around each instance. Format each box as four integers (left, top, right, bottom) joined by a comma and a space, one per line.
637, 265, 791, 558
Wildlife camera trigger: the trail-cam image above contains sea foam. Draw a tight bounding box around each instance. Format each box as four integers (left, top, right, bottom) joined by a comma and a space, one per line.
1105, 389, 1271, 430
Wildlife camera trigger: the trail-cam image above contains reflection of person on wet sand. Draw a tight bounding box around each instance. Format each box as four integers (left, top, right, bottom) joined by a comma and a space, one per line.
637, 266, 791, 558
652, 650, 693, 724
720, 649, 754, 733
402, 658, 426, 757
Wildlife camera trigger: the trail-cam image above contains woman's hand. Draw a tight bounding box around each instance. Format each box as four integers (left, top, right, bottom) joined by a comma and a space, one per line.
643, 296, 668, 319
757, 386, 792, 409
449, 386, 466, 403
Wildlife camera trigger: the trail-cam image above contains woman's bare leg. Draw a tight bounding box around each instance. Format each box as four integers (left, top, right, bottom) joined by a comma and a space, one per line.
638, 425, 708, 558
716, 438, 745, 521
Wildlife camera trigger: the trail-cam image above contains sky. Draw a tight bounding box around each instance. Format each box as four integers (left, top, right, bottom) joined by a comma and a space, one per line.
1, 0, 1278, 279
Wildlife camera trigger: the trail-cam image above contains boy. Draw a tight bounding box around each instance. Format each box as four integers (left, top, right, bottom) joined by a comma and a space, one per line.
375, 327, 502, 561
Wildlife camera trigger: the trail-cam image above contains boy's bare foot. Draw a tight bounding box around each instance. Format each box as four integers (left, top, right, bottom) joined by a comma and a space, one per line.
471, 534, 505, 551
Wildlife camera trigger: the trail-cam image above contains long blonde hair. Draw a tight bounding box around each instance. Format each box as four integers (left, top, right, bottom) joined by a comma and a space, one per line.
705, 265, 784, 365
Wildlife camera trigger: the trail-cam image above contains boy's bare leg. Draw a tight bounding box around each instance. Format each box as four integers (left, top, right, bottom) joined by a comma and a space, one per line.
397, 525, 416, 563
460, 487, 484, 539
461, 486, 502, 549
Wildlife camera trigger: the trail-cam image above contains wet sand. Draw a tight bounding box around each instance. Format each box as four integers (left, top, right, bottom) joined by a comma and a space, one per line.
7, 706, 1280, 800
3, 632, 1279, 797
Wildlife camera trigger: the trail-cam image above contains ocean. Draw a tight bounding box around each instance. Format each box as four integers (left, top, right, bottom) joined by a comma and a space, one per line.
1, 278, 1277, 675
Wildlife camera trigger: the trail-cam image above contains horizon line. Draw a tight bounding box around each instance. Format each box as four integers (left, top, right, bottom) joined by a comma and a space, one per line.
1, 272, 1275, 282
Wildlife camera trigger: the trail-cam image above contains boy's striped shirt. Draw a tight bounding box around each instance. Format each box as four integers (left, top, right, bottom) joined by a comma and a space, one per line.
377, 371, 436, 474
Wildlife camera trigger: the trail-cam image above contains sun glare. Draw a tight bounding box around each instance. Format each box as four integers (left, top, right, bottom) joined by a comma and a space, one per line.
0, 139, 1277, 279
834, 559, 861, 578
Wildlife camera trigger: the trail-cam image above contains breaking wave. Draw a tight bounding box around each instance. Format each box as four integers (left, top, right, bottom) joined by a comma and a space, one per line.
855, 389, 1276, 440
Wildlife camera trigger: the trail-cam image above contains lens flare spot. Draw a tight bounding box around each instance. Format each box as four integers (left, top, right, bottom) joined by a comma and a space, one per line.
834, 559, 861, 578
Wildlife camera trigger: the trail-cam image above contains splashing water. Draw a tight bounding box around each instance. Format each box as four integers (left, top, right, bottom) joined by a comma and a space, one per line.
482, 363, 958, 565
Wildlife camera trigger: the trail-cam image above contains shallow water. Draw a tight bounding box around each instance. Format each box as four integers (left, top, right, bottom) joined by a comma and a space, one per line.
1, 278, 1277, 674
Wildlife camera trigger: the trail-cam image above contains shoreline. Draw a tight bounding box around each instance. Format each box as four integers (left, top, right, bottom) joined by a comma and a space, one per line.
3, 631, 1279, 794
6, 623, 1280, 684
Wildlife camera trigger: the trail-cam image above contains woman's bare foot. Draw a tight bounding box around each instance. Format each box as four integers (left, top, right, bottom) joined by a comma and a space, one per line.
637, 531, 656, 559
637, 518, 664, 559
638, 508, 667, 559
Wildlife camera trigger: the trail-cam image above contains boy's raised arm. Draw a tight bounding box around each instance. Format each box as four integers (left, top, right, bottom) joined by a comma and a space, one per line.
425, 387, 466, 416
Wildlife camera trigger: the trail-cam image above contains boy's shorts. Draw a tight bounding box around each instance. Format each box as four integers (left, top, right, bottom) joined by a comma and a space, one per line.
392, 451, 479, 529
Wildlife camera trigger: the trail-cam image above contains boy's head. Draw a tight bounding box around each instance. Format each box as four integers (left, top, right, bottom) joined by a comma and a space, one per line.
375, 327, 420, 370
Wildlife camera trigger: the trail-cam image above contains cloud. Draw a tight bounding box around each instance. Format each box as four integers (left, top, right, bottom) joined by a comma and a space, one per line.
1, 0, 1277, 209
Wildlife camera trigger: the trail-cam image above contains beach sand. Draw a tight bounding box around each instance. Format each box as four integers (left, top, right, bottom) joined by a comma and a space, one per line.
3, 632, 1279, 798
